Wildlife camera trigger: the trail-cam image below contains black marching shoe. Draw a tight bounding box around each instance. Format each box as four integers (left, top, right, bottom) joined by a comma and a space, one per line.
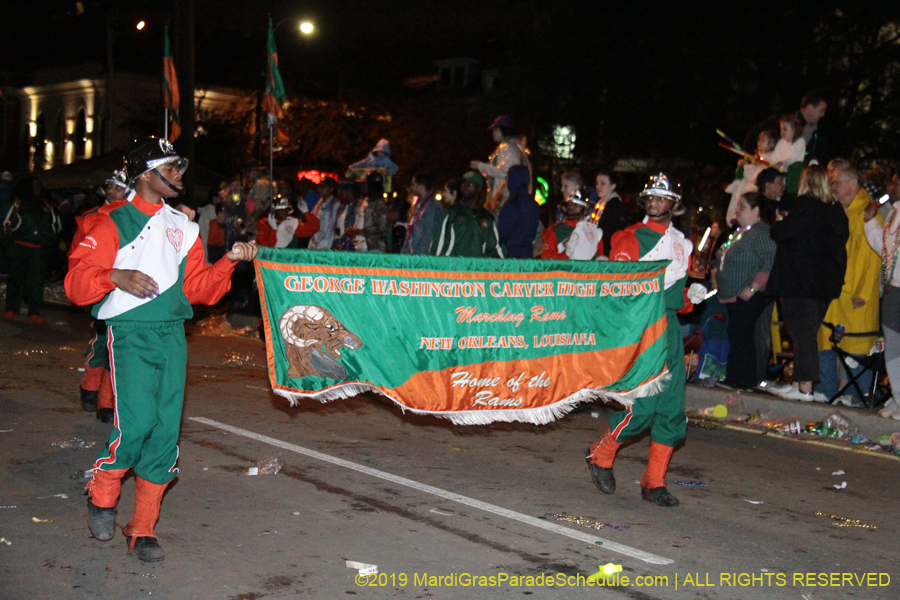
641, 486, 680, 507
129, 536, 165, 563
80, 388, 98, 412
97, 408, 114, 423
585, 450, 616, 494
588, 463, 616, 494
87, 501, 117, 541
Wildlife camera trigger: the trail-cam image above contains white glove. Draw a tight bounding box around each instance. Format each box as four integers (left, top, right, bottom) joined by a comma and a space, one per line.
687, 283, 709, 305
267, 213, 278, 229
297, 201, 309, 214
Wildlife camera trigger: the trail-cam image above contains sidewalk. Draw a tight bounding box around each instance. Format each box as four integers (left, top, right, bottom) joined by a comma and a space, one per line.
685, 383, 900, 440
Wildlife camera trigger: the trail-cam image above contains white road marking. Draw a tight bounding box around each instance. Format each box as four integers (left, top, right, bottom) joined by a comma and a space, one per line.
190, 416, 674, 565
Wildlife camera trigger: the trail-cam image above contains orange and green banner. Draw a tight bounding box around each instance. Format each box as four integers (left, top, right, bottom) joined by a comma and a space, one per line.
255, 248, 671, 425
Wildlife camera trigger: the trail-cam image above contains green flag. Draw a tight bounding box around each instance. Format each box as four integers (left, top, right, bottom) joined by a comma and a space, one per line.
262, 17, 286, 121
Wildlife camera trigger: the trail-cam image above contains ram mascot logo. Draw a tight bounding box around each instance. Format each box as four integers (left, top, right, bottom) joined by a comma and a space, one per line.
279, 305, 363, 380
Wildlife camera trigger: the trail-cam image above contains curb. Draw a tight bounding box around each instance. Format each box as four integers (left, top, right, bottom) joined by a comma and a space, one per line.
685, 383, 900, 439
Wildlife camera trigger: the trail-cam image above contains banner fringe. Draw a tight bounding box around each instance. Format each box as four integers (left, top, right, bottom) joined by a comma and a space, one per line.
272, 370, 671, 426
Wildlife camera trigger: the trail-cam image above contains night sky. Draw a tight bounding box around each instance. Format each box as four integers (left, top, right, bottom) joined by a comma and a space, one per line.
3, 1, 899, 170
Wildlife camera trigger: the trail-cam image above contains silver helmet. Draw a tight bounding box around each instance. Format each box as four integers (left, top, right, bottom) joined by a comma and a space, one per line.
123, 136, 188, 186
563, 189, 589, 208
638, 172, 684, 216
104, 169, 128, 189
272, 195, 293, 213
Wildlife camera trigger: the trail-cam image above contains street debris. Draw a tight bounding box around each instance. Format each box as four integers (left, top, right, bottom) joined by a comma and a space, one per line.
51, 438, 96, 450
32, 517, 52, 523
587, 563, 622, 583
833, 482, 847, 490
666, 480, 708, 487
814, 511, 877, 530
222, 351, 260, 367
193, 313, 257, 338
687, 406, 900, 456
0, 538, 11, 546
346, 560, 378, 576
831, 470, 845, 476
38, 494, 69, 499
544, 514, 630, 530
245, 454, 284, 476
429, 509, 453, 516
743, 500, 764, 505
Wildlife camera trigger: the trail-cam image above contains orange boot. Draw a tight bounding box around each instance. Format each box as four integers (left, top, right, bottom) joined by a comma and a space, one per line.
586, 429, 622, 494
123, 477, 168, 562
85, 468, 128, 541
640, 442, 679, 507
96, 369, 115, 423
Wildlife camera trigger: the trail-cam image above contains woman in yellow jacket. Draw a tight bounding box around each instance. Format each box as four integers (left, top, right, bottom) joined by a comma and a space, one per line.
817, 162, 883, 403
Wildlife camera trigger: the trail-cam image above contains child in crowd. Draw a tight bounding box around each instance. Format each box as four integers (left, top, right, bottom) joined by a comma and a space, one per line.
771, 114, 806, 168
771, 114, 806, 193
724, 130, 777, 225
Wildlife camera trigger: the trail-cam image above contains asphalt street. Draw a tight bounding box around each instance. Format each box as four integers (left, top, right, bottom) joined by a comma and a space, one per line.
1, 306, 897, 600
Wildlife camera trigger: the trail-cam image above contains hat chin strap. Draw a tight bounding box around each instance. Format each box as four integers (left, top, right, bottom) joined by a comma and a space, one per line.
152, 168, 182, 195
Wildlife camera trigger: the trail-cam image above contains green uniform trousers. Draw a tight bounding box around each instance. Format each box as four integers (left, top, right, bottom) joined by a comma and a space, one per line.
608, 310, 687, 447
84, 319, 109, 369
93, 321, 187, 485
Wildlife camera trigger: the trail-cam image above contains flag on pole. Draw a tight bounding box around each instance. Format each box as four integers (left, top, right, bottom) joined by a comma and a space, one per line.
262, 16, 287, 123
162, 25, 181, 142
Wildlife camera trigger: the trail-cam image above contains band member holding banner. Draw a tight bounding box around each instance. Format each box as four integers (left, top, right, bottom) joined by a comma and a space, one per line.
540, 190, 603, 260
72, 170, 128, 423
587, 173, 704, 507
65, 137, 258, 562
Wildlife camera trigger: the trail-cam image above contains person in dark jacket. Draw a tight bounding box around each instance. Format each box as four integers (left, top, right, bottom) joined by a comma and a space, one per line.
766, 165, 849, 401
2, 176, 61, 324
591, 169, 632, 256
497, 165, 539, 258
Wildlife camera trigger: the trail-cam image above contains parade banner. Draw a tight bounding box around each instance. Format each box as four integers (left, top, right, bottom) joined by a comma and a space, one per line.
254, 248, 671, 425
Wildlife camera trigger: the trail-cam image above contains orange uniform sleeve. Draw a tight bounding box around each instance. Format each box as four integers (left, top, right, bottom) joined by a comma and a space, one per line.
255, 218, 277, 247
293, 211, 319, 239
540, 226, 567, 259
69, 214, 86, 258
609, 228, 640, 261
676, 255, 695, 315
182, 235, 236, 305
207, 220, 225, 247
64, 215, 119, 306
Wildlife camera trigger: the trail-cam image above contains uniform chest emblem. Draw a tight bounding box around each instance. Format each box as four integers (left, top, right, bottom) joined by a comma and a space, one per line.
674, 242, 684, 258
166, 228, 184, 252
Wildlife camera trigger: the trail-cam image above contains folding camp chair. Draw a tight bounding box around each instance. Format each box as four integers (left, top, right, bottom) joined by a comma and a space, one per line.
826, 324, 887, 408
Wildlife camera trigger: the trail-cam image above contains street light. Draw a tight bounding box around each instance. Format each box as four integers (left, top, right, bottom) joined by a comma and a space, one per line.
136, 20, 145, 30
299, 21, 314, 35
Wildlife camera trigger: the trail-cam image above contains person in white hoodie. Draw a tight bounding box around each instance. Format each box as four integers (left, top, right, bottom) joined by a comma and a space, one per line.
864, 171, 900, 419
